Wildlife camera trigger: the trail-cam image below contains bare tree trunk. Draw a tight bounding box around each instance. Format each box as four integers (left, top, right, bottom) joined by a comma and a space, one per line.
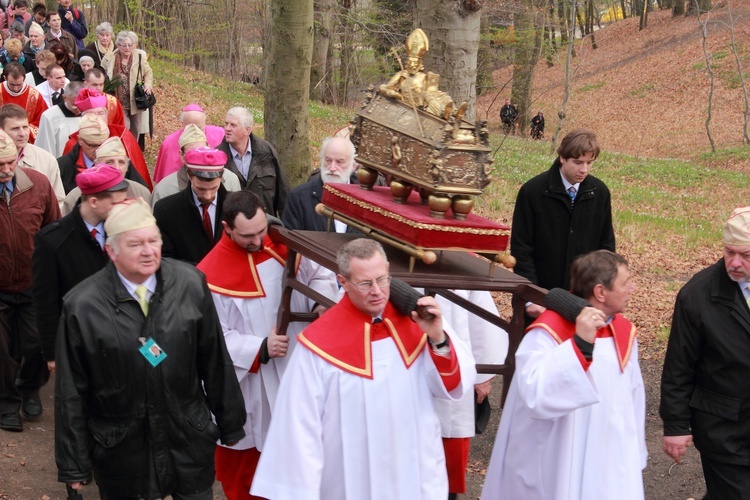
310, 0, 335, 101
673, 0, 685, 16
338, 0, 355, 106
726, 0, 750, 144
620, 0, 628, 19
414, 0, 481, 121
551, 0, 577, 152
511, 0, 545, 135
265, 0, 314, 186
640, 0, 649, 29
696, 0, 716, 152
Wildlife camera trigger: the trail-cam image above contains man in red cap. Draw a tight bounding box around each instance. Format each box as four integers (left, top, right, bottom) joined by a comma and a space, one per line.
32, 164, 128, 374
0, 128, 60, 433
153, 104, 225, 183
153, 146, 230, 265
61, 87, 152, 189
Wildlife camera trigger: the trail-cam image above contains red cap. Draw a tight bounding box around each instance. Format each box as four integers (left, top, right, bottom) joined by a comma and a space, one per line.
184, 147, 227, 179
76, 164, 128, 195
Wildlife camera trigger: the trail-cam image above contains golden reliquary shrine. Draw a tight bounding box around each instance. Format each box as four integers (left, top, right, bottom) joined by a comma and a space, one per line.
318, 28, 513, 271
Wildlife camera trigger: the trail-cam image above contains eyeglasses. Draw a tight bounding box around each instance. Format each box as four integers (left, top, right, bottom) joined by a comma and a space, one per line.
346, 275, 391, 293
81, 139, 104, 149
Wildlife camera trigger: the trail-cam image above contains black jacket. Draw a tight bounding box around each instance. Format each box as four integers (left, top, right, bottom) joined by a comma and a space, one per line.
58, 144, 147, 194
153, 184, 226, 265
217, 135, 289, 217
282, 176, 360, 234
55, 259, 246, 497
510, 161, 615, 290
660, 259, 750, 465
32, 205, 109, 361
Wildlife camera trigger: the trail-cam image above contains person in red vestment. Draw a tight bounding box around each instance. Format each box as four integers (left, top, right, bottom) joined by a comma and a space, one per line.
0, 63, 48, 143
61, 88, 151, 189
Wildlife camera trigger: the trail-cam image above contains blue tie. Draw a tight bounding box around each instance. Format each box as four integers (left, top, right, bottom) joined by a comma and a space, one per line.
568, 186, 576, 206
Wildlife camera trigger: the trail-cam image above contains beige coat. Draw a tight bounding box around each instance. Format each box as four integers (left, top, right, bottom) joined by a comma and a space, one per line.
101, 48, 153, 135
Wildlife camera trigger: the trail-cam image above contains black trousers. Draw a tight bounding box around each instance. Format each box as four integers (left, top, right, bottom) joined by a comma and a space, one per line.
701, 455, 750, 500
0, 290, 48, 414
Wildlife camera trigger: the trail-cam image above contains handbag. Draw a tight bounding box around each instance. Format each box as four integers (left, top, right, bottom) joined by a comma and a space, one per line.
134, 54, 156, 110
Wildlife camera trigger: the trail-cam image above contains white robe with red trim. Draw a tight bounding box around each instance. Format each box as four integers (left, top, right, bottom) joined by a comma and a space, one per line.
251, 301, 477, 500
481, 321, 647, 500
203, 250, 338, 452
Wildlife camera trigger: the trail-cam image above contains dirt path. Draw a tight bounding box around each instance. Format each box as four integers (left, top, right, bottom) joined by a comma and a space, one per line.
1, 357, 705, 500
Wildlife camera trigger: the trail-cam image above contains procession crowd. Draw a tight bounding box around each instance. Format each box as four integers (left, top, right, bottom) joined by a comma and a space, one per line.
1, 2, 749, 499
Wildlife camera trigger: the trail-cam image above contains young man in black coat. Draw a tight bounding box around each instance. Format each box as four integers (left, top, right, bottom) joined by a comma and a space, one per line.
510, 128, 615, 319
32, 164, 127, 371
153, 146, 227, 265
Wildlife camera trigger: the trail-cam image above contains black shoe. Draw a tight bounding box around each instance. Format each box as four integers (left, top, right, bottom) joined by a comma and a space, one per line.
0, 412, 22, 432
20, 394, 42, 420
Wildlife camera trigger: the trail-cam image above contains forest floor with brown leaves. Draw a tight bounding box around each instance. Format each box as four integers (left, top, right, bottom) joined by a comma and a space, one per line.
2, 5, 750, 499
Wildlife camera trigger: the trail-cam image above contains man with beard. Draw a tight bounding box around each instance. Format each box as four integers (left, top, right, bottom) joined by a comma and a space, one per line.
282, 136, 359, 234
197, 190, 337, 500
661, 206, 750, 498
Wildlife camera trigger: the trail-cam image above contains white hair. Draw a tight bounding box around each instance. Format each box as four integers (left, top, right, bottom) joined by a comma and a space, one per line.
226, 107, 254, 128
95, 22, 113, 36
319, 136, 355, 171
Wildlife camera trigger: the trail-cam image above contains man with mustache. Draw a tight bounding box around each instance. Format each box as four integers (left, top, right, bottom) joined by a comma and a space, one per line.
0, 128, 60, 433
661, 206, 750, 499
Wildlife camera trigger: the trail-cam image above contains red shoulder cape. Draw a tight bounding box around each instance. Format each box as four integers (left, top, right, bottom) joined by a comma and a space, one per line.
298, 295, 427, 379
197, 231, 290, 298
531, 310, 637, 372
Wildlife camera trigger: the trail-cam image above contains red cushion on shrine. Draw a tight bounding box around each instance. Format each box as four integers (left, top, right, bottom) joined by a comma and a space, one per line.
321, 184, 509, 252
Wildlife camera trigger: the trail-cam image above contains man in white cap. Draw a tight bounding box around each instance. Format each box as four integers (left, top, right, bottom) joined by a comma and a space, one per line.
154, 146, 231, 265
60, 136, 150, 214
196, 189, 338, 500
661, 206, 750, 498
0, 102, 64, 208
0, 129, 60, 433
151, 123, 241, 206
35, 80, 82, 156
153, 104, 225, 183
55, 198, 246, 499
57, 113, 147, 193
61, 87, 152, 189
32, 164, 127, 373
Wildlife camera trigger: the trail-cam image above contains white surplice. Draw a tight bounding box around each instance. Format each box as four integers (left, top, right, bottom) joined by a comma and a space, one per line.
210, 256, 338, 451
481, 327, 647, 499
251, 325, 477, 500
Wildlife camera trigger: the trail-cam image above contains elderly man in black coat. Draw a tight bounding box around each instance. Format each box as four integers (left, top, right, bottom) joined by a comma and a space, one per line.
510, 128, 615, 320
153, 146, 228, 265
55, 198, 245, 499
661, 206, 750, 499
282, 136, 361, 234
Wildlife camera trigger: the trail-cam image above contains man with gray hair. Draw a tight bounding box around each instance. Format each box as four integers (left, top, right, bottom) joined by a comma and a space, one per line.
661, 206, 750, 498
217, 106, 288, 217
251, 238, 475, 499
55, 198, 246, 498
282, 135, 358, 233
